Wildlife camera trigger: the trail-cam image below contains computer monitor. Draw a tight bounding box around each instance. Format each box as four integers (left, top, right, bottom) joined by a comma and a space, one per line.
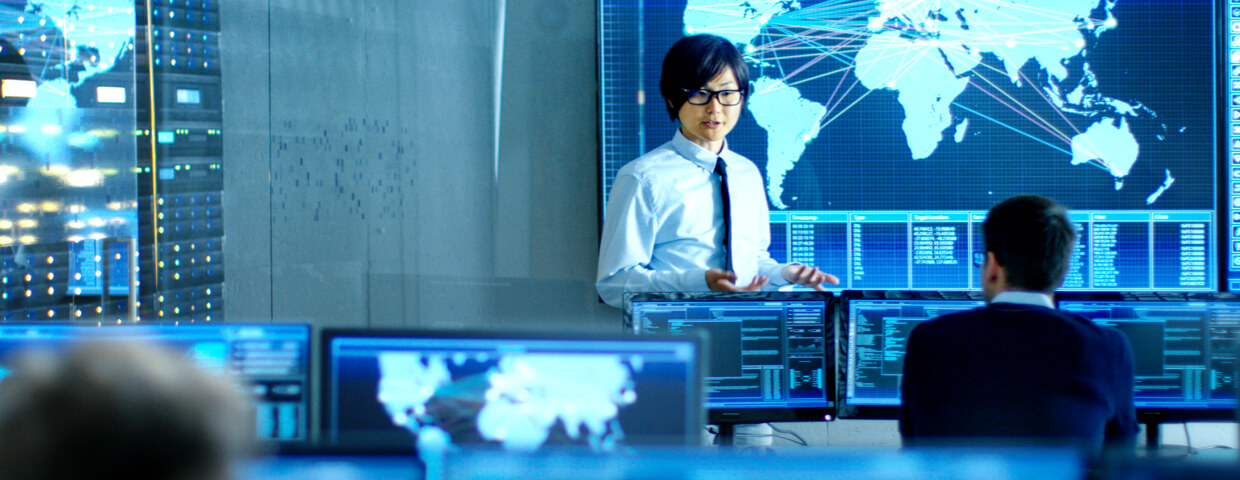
320, 329, 704, 453
1058, 297, 1240, 422
839, 293, 983, 418
0, 323, 312, 443
626, 291, 834, 424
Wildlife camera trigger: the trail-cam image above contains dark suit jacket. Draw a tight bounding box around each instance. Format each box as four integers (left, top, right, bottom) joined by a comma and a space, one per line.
898, 302, 1138, 455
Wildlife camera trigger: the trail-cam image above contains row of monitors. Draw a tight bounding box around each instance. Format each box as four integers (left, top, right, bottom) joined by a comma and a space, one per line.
4, 293, 1235, 454
625, 291, 1240, 425
0, 323, 707, 452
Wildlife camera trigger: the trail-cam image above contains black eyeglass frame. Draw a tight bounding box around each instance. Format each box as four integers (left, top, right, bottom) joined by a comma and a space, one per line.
680, 88, 745, 106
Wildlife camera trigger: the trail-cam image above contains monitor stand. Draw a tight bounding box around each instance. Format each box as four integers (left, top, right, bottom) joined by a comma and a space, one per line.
1141, 420, 1197, 457
713, 424, 735, 448
1144, 420, 1160, 452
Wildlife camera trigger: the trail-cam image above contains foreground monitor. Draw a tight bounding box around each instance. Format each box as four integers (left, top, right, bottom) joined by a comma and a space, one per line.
1058, 297, 1240, 421
627, 292, 834, 424
321, 329, 704, 453
0, 323, 311, 442
839, 294, 983, 418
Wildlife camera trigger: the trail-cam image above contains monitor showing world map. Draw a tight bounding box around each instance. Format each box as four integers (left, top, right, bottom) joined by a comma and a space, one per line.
600, 0, 1221, 292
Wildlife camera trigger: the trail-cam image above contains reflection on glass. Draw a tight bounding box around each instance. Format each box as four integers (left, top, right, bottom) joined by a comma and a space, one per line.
0, 1, 138, 298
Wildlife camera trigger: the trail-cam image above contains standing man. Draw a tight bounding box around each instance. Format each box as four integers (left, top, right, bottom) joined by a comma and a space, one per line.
899, 195, 1138, 458
596, 34, 838, 310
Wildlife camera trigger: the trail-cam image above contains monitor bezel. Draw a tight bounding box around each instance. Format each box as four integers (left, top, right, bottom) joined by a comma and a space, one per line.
625, 290, 836, 424
319, 327, 707, 449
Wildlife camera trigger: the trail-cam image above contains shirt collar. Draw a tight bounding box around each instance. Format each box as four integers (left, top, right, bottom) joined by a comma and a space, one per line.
990, 291, 1055, 309
672, 128, 731, 171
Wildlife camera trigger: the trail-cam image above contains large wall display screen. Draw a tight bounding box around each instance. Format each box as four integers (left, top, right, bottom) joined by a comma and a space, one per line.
601, 0, 1220, 291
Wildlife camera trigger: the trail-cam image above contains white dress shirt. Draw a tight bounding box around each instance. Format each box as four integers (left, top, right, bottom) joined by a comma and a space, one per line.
596, 130, 789, 308
990, 291, 1055, 308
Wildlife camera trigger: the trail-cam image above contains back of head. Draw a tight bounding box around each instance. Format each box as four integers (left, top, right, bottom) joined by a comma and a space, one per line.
0, 340, 254, 480
983, 194, 1077, 292
659, 34, 751, 119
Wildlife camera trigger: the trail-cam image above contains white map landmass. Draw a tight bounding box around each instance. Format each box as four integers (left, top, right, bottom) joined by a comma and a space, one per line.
1146, 169, 1175, 205
747, 77, 826, 209
376, 352, 453, 428
854, 31, 969, 160
376, 352, 635, 454
477, 354, 635, 451
898, 0, 1102, 85
1071, 117, 1138, 183
954, 118, 969, 143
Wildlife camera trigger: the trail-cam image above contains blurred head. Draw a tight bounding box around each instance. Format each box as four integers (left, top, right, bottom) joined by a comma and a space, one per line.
660, 34, 750, 153
982, 195, 1077, 301
0, 340, 255, 480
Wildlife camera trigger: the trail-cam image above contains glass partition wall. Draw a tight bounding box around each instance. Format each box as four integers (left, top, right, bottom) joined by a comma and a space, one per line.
0, 1, 610, 330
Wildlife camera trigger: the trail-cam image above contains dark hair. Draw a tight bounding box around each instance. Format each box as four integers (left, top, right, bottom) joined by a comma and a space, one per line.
659, 34, 750, 119
983, 195, 1077, 292
0, 341, 254, 480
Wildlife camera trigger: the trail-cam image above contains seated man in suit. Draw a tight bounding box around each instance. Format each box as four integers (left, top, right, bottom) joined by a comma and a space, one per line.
898, 194, 1138, 457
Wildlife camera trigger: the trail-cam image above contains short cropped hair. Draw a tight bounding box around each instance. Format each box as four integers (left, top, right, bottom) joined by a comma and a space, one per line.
0, 341, 254, 480
983, 195, 1078, 292
659, 34, 751, 119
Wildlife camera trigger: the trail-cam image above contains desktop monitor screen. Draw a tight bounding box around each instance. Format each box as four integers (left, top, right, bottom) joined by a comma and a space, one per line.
0, 323, 312, 442
840, 294, 983, 418
1058, 298, 1240, 421
627, 291, 834, 424
320, 329, 704, 453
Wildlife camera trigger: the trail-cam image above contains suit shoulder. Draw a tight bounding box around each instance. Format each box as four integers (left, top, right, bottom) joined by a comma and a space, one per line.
912, 308, 984, 337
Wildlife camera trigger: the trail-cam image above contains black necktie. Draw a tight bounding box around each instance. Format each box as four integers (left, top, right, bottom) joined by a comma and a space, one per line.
714, 157, 732, 272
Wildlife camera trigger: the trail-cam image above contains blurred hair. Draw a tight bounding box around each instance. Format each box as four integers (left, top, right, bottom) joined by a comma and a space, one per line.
0, 340, 255, 480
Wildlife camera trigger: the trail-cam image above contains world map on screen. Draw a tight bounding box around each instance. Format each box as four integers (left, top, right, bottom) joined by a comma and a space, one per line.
603, 0, 1215, 212
376, 351, 637, 454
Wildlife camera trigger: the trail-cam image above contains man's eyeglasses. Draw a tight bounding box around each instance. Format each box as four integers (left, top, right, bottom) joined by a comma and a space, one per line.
972, 251, 986, 268
682, 88, 744, 106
